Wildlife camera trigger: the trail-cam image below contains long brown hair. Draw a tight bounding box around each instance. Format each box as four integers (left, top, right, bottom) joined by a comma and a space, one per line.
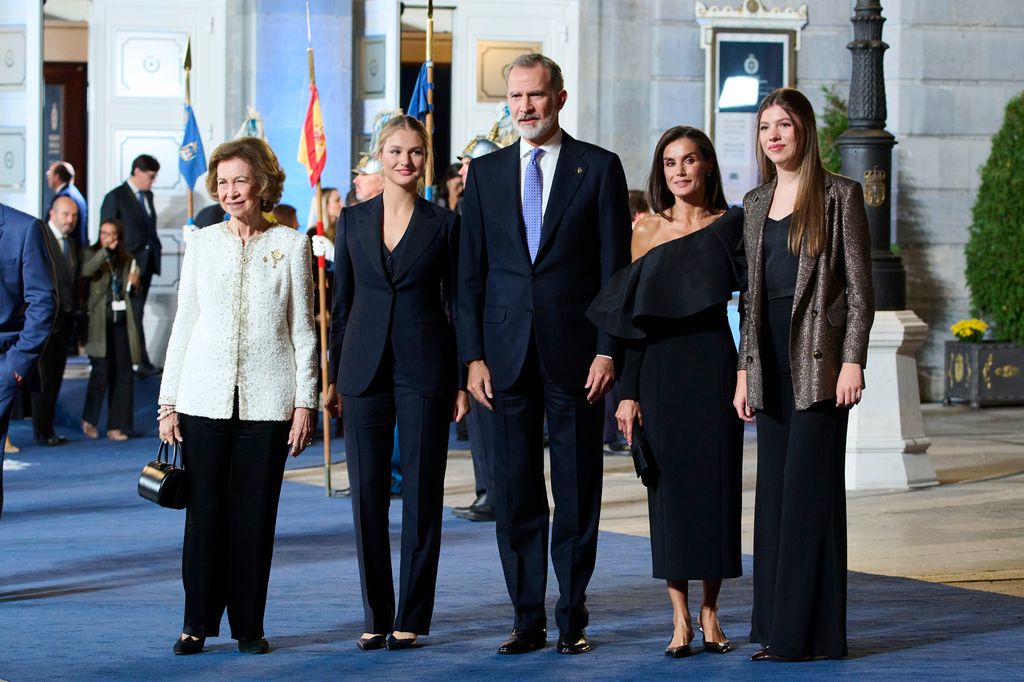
645, 126, 728, 220
755, 88, 826, 257
97, 217, 131, 270
319, 187, 338, 241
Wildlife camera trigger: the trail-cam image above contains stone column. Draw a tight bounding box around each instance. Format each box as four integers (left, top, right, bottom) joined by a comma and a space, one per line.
846, 311, 938, 489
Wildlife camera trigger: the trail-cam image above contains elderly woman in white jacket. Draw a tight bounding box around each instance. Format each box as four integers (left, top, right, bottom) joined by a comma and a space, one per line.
158, 136, 317, 656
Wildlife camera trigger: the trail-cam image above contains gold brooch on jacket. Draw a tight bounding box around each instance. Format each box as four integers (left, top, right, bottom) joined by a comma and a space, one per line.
266, 249, 285, 268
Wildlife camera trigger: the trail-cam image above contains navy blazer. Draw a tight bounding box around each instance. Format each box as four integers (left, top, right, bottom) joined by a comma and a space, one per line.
458, 132, 632, 392
0, 203, 57, 386
328, 195, 462, 397
99, 181, 161, 276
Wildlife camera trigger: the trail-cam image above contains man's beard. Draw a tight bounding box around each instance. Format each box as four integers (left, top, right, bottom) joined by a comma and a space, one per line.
513, 113, 556, 141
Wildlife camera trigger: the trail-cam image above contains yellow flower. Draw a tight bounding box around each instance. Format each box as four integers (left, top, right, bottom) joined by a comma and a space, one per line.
950, 318, 988, 342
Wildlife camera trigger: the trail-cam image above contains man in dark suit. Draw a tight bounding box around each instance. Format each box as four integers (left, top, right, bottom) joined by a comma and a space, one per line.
458, 53, 631, 655
46, 161, 88, 246
99, 154, 161, 377
31, 196, 79, 445
0, 202, 57, 516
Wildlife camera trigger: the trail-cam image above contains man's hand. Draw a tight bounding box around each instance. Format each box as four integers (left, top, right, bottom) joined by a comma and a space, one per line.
466, 360, 494, 411
584, 356, 615, 404
324, 383, 342, 418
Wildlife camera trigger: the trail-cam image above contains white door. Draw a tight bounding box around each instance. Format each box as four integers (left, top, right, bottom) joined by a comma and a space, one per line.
88, 0, 227, 365
449, 0, 579, 161
357, 0, 401, 149
0, 0, 43, 216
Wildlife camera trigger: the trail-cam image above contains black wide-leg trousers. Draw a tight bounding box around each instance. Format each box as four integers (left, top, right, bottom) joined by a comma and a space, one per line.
343, 357, 452, 635
177, 398, 291, 640
491, 338, 604, 634
750, 297, 850, 659
82, 320, 134, 433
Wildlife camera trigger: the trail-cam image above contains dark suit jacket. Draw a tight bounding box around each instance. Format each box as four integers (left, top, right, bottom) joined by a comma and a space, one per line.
99, 181, 161, 276
328, 194, 462, 397
54, 182, 88, 246
739, 173, 875, 411
0, 203, 57, 385
458, 132, 632, 392
40, 225, 78, 317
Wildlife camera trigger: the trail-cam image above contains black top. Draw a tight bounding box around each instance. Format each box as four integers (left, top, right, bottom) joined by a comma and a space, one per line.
381, 236, 406, 282
763, 214, 799, 300
586, 207, 746, 340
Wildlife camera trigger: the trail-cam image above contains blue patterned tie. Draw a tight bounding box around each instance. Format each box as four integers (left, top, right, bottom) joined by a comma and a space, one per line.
523, 148, 543, 262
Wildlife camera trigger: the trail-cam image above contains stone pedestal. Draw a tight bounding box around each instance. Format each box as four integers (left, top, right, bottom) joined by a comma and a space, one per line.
846, 310, 938, 490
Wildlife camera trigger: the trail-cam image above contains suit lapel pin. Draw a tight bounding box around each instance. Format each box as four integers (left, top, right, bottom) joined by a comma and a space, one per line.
576, 166, 583, 174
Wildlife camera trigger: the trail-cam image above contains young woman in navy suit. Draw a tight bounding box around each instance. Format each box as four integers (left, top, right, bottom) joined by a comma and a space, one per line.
325, 115, 469, 651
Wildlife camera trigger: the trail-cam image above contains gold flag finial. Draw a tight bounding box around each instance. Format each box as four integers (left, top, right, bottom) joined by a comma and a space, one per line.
184, 33, 192, 71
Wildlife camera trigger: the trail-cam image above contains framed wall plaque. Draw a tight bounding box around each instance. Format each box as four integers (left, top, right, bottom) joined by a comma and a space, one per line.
476, 40, 542, 103
361, 35, 386, 98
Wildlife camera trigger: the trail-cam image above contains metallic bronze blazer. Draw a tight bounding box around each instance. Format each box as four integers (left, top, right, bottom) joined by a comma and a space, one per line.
739, 173, 875, 411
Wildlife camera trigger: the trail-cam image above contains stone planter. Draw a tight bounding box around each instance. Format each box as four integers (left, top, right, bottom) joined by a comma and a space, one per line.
944, 341, 1024, 407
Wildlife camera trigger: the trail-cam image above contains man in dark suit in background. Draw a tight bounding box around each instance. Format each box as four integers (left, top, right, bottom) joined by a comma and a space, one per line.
0, 202, 57, 517
99, 154, 161, 377
46, 161, 88, 246
458, 53, 631, 656
31, 197, 79, 445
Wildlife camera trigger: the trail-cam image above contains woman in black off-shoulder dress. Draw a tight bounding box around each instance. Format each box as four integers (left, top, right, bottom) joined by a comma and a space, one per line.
588, 126, 745, 659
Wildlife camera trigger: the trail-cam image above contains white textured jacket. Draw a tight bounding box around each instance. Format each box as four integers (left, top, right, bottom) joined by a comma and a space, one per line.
158, 223, 318, 420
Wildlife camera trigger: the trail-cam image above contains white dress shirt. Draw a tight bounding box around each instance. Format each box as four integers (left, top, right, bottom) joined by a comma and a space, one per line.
158, 223, 318, 421
518, 128, 563, 219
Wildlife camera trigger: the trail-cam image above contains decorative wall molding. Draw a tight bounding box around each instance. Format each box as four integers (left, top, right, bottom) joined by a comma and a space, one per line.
695, 1, 808, 49
0, 127, 25, 189
115, 29, 186, 98
0, 26, 27, 88
113, 129, 183, 192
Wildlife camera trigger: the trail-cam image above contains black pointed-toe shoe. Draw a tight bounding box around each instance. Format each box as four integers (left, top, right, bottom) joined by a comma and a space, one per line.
497, 628, 546, 655
238, 637, 270, 654
173, 636, 205, 655
664, 643, 692, 658
356, 634, 387, 651
557, 630, 591, 655
385, 634, 418, 650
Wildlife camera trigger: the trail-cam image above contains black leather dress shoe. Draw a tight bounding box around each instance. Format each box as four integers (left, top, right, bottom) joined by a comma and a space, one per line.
385, 634, 418, 650
497, 628, 546, 654
173, 636, 205, 655
453, 505, 495, 522
238, 637, 270, 654
356, 634, 386, 651
557, 630, 591, 655
35, 434, 67, 446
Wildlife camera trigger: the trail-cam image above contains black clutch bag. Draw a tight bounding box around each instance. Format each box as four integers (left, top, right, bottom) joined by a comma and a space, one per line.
631, 418, 658, 487
138, 440, 189, 509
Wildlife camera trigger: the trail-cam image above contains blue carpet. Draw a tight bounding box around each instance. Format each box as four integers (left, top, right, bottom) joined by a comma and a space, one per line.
2, 376, 1023, 680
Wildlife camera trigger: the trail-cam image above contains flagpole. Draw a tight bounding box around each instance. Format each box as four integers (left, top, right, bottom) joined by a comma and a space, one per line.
306, 2, 334, 497
424, 0, 434, 200
183, 34, 194, 223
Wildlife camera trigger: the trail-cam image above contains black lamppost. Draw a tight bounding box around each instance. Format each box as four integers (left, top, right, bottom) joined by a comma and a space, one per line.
837, 0, 906, 310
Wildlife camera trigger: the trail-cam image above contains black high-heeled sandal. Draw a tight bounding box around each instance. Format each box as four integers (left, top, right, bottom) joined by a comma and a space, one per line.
698, 610, 733, 654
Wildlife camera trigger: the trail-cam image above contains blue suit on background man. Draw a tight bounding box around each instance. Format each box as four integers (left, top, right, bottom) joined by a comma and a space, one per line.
0, 202, 57, 517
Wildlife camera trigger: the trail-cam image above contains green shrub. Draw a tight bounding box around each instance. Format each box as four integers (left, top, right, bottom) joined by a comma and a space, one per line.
965, 92, 1024, 344
818, 84, 848, 174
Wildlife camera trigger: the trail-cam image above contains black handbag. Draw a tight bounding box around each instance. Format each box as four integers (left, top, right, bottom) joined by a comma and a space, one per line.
630, 418, 658, 487
138, 440, 189, 509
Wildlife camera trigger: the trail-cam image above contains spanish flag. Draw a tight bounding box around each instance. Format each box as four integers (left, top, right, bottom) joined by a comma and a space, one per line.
297, 84, 327, 187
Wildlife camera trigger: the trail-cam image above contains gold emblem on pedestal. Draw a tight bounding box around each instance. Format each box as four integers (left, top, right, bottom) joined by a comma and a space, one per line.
864, 169, 886, 208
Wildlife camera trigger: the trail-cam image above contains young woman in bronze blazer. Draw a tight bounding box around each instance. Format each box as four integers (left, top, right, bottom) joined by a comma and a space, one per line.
733, 88, 874, 661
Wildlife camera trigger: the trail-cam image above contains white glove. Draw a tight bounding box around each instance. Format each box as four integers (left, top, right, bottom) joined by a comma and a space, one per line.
310, 234, 334, 262
182, 223, 198, 244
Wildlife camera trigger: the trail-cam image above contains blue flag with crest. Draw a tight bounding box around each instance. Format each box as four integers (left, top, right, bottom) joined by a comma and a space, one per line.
407, 62, 433, 129
179, 104, 207, 191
